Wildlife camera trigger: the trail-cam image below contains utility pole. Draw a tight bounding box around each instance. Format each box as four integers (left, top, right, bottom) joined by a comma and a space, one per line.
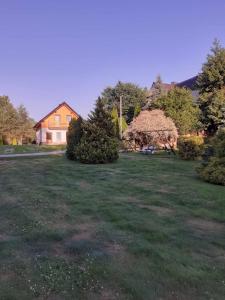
119, 95, 123, 139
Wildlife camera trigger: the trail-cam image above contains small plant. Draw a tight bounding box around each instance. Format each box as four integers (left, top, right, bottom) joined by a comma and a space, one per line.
177, 136, 204, 160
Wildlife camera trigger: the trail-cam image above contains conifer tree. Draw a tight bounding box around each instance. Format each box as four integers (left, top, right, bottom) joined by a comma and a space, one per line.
76, 98, 119, 163
66, 117, 83, 160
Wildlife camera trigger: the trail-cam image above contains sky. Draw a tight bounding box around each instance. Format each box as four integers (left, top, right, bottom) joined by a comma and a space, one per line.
0, 0, 225, 121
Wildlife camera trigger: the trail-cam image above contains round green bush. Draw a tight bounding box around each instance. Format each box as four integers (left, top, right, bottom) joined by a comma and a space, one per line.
198, 157, 225, 186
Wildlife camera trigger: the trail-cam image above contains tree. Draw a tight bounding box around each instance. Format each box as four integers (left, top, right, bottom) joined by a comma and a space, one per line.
153, 87, 200, 135
66, 117, 83, 160
101, 81, 148, 124
76, 98, 119, 164
16, 105, 35, 144
197, 40, 225, 134
0, 96, 18, 143
199, 88, 225, 134
197, 39, 225, 94
111, 107, 127, 138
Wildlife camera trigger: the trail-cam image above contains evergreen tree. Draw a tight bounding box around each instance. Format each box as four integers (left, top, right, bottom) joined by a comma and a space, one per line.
111, 106, 127, 137
197, 40, 225, 134
197, 39, 225, 93
153, 87, 201, 135
76, 98, 119, 164
199, 88, 225, 134
66, 117, 83, 160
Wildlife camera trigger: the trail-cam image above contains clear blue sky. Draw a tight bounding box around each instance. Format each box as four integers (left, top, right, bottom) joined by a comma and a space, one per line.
1, 0, 225, 121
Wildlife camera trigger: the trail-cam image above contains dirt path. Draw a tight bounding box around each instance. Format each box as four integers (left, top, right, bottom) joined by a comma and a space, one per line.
0, 150, 65, 158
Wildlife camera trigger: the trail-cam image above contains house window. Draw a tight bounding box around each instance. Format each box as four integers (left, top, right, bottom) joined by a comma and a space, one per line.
66, 115, 72, 123
56, 132, 61, 142
46, 132, 52, 141
55, 115, 61, 125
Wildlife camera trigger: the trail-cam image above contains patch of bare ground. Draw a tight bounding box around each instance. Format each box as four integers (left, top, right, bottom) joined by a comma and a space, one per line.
0, 160, 16, 167
78, 180, 92, 189
103, 241, 125, 256
187, 218, 225, 234
70, 221, 98, 241
0, 271, 16, 282
138, 204, 174, 217
100, 288, 121, 300
0, 233, 15, 242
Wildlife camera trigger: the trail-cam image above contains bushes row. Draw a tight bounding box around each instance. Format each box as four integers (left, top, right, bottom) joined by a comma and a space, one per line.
177, 136, 204, 160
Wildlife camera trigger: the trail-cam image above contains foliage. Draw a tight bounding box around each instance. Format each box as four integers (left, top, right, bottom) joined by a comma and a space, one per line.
124, 109, 178, 147
198, 128, 225, 185
66, 117, 83, 160
197, 39, 225, 94
197, 40, 225, 134
198, 88, 225, 134
177, 136, 204, 160
0, 96, 18, 141
153, 87, 201, 135
76, 98, 119, 163
101, 81, 148, 123
0, 96, 35, 144
16, 105, 35, 143
111, 106, 128, 137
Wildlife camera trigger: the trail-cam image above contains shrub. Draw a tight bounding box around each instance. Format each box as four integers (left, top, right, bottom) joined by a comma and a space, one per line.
66, 117, 83, 160
76, 98, 119, 164
198, 128, 225, 185
177, 136, 204, 160
198, 157, 225, 185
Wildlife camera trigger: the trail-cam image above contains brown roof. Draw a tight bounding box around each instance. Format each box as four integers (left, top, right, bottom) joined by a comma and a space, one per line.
34, 101, 79, 129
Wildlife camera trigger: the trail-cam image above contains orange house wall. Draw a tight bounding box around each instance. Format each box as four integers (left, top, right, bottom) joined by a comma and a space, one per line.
40, 105, 78, 128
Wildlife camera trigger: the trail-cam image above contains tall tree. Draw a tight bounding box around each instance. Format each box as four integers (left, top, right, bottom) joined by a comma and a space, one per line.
0, 96, 18, 142
153, 87, 200, 135
197, 39, 225, 93
101, 81, 147, 124
16, 105, 35, 143
66, 117, 83, 160
197, 40, 225, 134
111, 106, 127, 137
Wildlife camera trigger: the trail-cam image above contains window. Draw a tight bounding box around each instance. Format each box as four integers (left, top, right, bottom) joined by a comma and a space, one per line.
54, 115, 61, 125
56, 132, 61, 142
46, 132, 52, 140
66, 115, 72, 123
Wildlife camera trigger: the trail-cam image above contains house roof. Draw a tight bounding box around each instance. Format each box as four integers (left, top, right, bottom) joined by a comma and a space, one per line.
176, 76, 198, 90
34, 101, 79, 129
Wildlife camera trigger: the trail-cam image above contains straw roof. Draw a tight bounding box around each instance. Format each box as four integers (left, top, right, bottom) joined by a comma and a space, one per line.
124, 109, 178, 144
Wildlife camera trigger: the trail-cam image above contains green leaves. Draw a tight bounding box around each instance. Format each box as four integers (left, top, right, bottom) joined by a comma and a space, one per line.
153, 87, 200, 135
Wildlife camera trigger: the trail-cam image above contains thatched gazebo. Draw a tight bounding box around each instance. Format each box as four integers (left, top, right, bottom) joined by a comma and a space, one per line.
123, 109, 178, 150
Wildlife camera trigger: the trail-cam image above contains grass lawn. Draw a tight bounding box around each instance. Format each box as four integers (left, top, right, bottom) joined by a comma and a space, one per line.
0, 154, 225, 300
0, 144, 66, 155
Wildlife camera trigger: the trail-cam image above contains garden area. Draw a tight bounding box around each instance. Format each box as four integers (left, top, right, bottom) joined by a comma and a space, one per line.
0, 154, 225, 300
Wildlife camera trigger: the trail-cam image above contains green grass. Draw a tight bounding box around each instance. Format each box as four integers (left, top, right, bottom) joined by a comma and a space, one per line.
0, 154, 224, 299
0, 144, 66, 154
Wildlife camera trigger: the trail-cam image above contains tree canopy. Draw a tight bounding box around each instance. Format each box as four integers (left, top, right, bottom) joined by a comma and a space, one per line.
197, 39, 225, 94
153, 87, 200, 135
0, 96, 35, 144
101, 81, 147, 123
197, 40, 225, 134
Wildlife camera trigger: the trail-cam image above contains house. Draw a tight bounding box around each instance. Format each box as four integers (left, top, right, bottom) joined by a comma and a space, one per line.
34, 102, 79, 145
147, 75, 199, 103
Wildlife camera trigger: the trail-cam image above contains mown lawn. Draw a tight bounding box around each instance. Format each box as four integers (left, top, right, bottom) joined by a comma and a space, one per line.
0, 144, 66, 155
0, 154, 225, 300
